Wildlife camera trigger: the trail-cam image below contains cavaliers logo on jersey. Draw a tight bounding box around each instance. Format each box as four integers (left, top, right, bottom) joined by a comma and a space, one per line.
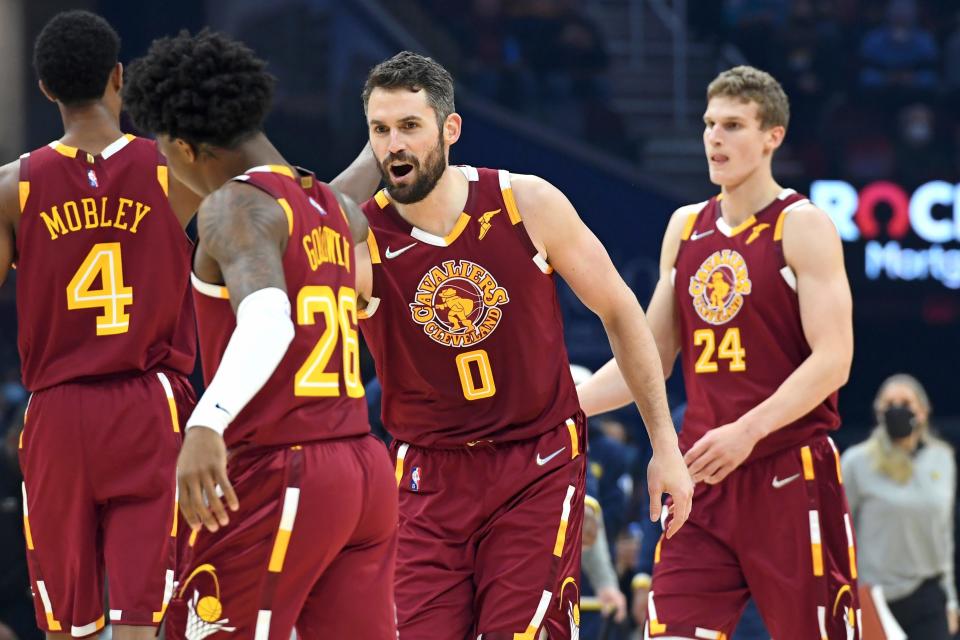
688, 249, 752, 325
409, 259, 509, 348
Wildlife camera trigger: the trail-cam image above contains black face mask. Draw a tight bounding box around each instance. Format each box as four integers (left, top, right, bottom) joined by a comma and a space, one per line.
883, 404, 917, 440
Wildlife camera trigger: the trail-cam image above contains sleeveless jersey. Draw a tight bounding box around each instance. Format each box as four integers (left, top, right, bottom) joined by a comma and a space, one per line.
191, 165, 369, 449
15, 135, 195, 391
359, 166, 580, 447
673, 189, 841, 463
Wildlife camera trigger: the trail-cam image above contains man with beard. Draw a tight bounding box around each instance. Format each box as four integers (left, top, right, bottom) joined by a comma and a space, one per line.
353, 51, 693, 640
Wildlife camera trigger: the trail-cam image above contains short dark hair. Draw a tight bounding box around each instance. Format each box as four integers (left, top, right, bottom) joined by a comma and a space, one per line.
362, 51, 455, 127
34, 11, 120, 106
123, 29, 274, 149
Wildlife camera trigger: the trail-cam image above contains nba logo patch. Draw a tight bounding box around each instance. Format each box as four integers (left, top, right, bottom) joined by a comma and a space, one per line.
87, 169, 99, 188
411, 466, 421, 492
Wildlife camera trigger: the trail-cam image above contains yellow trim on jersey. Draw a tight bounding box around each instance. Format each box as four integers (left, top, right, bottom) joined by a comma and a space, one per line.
157, 165, 169, 197
654, 535, 663, 564
266, 164, 295, 179
268, 487, 300, 573
394, 443, 409, 487
680, 212, 697, 240
801, 446, 815, 480
50, 142, 78, 158
277, 198, 294, 236
566, 418, 580, 459
188, 529, 199, 548
367, 229, 382, 264
502, 186, 522, 225
374, 189, 390, 209
442, 212, 471, 245
774, 210, 788, 241
726, 214, 758, 237
18, 181, 29, 213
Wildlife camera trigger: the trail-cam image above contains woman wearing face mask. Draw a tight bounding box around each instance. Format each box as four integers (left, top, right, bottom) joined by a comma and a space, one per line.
842, 374, 957, 639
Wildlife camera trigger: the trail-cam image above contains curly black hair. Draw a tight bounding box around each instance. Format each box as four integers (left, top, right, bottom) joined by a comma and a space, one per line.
33, 11, 120, 106
123, 29, 274, 149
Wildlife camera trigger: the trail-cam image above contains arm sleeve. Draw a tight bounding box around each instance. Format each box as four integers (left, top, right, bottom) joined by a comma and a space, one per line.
186, 287, 295, 434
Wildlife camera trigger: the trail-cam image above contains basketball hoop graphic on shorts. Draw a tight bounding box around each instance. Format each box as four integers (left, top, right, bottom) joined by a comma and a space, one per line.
178, 564, 236, 639
185, 589, 236, 639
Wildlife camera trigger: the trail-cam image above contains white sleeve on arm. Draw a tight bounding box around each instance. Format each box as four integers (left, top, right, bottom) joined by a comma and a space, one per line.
186, 287, 295, 435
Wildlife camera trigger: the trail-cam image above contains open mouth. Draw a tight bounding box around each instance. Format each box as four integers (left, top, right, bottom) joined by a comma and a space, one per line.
710, 154, 729, 163
390, 163, 414, 179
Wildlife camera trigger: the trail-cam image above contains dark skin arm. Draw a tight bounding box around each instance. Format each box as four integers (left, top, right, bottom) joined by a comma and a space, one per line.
328, 143, 381, 206
0, 160, 21, 286
178, 182, 289, 533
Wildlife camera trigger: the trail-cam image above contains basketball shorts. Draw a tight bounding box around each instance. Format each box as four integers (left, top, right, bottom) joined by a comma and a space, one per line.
647, 436, 860, 639
391, 412, 587, 640
18, 370, 194, 637
164, 433, 398, 640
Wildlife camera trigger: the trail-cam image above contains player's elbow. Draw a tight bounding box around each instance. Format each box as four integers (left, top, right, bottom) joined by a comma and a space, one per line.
822, 342, 853, 390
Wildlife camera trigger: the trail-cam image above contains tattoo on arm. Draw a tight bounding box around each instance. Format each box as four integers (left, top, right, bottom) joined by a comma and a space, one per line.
198, 182, 290, 313
330, 185, 369, 245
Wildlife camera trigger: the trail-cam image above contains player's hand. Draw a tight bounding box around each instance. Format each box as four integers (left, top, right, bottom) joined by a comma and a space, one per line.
177, 426, 239, 533
632, 584, 650, 627
684, 419, 762, 485
948, 605, 958, 634
646, 446, 693, 539
597, 585, 627, 623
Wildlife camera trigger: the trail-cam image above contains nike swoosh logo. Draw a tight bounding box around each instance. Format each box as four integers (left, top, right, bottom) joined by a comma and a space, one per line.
690, 230, 715, 241
772, 473, 801, 489
214, 403, 232, 417
536, 447, 566, 466
384, 243, 417, 259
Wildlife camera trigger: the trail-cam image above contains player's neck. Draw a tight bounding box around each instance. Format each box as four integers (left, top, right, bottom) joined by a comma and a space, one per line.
58, 102, 123, 154
211, 133, 291, 191
392, 166, 469, 237
718, 166, 783, 226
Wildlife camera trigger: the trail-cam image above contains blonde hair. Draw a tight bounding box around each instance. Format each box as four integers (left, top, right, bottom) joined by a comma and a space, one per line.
707, 65, 790, 131
866, 373, 944, 483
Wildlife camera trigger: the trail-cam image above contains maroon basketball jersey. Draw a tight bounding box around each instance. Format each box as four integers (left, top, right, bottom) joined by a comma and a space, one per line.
359, 166, 580, 447
191, 165, 369, 449
15, 136, 195, 391
673, 189, 841, 462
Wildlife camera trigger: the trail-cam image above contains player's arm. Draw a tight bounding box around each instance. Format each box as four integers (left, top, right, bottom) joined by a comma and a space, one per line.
177, 182, 296, 533
577, 207, 688, 416
329, 185, 375, 307
685, 204, 853, 484
0, 160, 20, 285
329, 143, 381, 205
512, 174, 692, 537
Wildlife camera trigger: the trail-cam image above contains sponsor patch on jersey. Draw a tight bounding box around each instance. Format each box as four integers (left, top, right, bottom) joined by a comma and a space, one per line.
688, 249, 752, 325
409, 259, 510, 348
411, 466, 421, 492
87, 169, 99, 188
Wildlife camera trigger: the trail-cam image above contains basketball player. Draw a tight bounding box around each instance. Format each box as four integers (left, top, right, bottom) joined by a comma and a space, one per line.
577, 66, 858, 639
355, 52, 693, 640
122, 30, 397, 639
0, 12, 199, 639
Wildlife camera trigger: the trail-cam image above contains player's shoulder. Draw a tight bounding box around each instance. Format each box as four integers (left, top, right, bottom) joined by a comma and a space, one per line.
664, 199, 711, 239
0, 158, 21, 221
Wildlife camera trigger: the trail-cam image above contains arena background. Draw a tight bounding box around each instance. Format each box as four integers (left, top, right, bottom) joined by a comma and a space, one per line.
0, 0, 958, 637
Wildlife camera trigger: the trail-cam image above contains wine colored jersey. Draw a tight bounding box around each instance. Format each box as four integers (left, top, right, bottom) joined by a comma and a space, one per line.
191, 165, 368, 449
15, 135, 195, 391
358, 166, 580, 447
673, 189, 841, 462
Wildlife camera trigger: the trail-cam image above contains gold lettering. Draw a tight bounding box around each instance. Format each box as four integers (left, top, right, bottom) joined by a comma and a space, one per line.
303, 235, 319, 271
39, 208, 68, 240
82, 198, 99, 228
129, 202, 151, 233
114, 198, 132, 230
63, 201, 82, 231
99, 197, 111, 227
341, 236, 351, 272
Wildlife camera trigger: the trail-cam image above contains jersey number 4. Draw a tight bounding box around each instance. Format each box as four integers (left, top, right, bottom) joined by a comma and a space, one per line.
694, 327, 746, 373
294, 285, 363, 398
66, 242, 133, 336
